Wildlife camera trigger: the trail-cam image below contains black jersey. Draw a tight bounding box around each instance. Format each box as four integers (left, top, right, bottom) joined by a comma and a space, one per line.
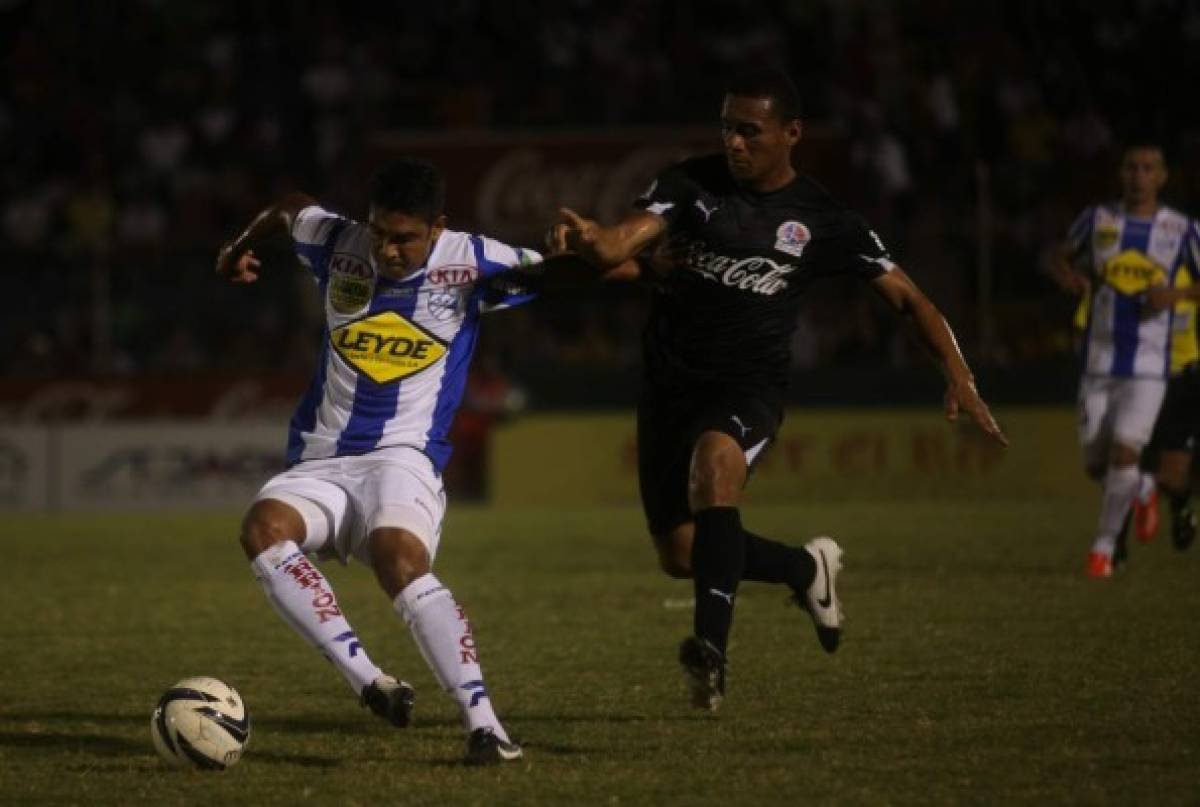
634, 154, 892, 397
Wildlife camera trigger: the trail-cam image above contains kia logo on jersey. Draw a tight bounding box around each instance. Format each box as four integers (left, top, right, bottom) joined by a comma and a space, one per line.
427, 265, 480, 286
329, 252, 372, 279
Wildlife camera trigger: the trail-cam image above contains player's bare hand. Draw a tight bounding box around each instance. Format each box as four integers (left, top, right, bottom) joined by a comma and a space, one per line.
1144, 285, 1174, 312
1063, 272, 1090, 298
944, 378, 1008, 447
216, 242, 261, 284
555, 208, 600, 256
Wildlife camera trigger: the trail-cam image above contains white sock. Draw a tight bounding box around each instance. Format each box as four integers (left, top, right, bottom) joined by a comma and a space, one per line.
251, 541, 383, 696
394, 573, 510, 742
1137, 472, 1157, 504
1092, 466, 1140, 555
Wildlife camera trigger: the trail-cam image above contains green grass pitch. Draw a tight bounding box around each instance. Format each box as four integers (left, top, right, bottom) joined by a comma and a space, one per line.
1, 499, 1198, 805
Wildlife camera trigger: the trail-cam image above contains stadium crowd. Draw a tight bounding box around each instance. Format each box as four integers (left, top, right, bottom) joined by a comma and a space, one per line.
4, 0, 1200, 383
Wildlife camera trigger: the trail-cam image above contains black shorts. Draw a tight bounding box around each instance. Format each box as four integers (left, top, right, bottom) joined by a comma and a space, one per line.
637, 384, 782, 536
1147, 363, 1200, 453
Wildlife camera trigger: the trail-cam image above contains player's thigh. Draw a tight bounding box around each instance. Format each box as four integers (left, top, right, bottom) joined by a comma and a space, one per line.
1112, 377, 1167, 450
350, 447, 446, 567
253, 469, 351, 556
690, 393, 781, 472
637, 391, 695, 540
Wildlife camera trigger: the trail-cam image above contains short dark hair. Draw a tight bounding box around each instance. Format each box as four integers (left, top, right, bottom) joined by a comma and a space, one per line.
1121, 137, 1166, 163
369, 158, 445, 221
725, 69, 803, 122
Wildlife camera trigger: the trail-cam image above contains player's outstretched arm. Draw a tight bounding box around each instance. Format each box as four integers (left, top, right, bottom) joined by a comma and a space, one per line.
215, 192, 317, 284
871, 267, 1009, 447
549, 208, 667, 269
1145, 282, 1200, 313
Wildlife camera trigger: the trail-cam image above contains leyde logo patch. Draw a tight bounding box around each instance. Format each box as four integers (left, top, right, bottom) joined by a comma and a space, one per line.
331, 311, 447, 384
774, 220, 811, 258
1102, 249, 1166, 296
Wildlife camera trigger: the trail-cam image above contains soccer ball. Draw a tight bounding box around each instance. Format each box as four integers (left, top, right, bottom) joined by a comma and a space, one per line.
150, 677, 250, 770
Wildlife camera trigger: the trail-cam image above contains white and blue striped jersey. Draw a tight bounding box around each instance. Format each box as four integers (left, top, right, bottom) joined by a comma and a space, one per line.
1067, 203, 1200, 378
286, 205, 538, 470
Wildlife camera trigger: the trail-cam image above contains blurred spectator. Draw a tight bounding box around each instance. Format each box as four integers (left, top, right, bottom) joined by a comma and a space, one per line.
2, 0, 1198, 382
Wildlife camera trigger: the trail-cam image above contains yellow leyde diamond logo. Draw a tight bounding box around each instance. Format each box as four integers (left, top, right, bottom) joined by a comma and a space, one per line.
1102, 249, 1166, 296
331, 311, 447, 384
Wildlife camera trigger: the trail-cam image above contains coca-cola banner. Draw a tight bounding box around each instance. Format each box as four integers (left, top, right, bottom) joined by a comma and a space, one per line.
369, 128, 716, 245
368, 128, 846, 246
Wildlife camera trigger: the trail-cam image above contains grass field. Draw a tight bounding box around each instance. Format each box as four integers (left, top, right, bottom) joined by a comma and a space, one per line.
1, 498, 1198, 806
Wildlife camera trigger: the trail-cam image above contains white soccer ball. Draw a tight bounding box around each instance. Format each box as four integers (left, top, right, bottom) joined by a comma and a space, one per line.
150, 676, 250, 770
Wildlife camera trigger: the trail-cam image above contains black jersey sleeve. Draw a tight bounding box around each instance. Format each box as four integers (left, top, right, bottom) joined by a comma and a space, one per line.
816, 212, 895, 282
632, 162, 697, 226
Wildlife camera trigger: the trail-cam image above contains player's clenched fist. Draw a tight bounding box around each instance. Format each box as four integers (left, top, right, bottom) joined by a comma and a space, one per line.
549, 208, 598, 256
216, 242, 261, 284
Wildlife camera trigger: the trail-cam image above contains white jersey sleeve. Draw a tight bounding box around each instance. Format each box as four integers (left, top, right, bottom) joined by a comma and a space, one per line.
1066, 206, 1094, 262
467, 234, 542, 313
291, 205, 353, 282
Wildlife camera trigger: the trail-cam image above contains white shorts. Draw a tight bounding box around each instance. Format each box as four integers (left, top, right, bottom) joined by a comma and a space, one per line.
254, 445, 445, 566
1078, 374, 1167, 464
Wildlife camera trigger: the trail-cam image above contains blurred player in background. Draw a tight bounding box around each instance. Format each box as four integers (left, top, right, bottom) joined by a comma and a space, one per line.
1050, 142, 1200, 577
1133, 306, 1199, 553
549, 69, 1006, 711
216, 159, 535, 764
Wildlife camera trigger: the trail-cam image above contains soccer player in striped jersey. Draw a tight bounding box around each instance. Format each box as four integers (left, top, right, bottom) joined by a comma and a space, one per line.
216, 159, 534, 764
1051, 142, 1200, 577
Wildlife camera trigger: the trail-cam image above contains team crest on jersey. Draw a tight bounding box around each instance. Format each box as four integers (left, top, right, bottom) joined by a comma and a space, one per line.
330, 311, 447, 384
1102, 249, 1166, 296
427, 289, 460, 321
328, 253, 375, 313
774, 221, 811, 258
1095, 226, 1119, 251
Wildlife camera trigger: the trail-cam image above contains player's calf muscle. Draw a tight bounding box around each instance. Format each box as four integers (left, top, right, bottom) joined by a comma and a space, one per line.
655, 526, 694, 578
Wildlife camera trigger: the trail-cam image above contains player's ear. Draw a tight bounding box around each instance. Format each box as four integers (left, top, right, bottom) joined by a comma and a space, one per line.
784, 118, 802, 147
430, 214, 447, 240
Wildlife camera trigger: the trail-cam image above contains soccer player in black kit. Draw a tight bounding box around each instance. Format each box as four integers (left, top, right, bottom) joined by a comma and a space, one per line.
550, 70, 1008, 711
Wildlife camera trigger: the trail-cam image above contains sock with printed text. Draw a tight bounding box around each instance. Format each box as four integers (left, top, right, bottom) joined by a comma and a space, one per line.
251, 541, 383, 695
394, 573, 509, 742
691, 507, 746, 656
1092, 465, 1140, 556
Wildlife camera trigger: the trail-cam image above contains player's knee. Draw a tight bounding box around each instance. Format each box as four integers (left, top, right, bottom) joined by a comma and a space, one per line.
239, 499, 303, 560
1157, 451, 1191, 492
688, 432, 745, 508
369, 529, 431, 598
1110, 443, 1140, 468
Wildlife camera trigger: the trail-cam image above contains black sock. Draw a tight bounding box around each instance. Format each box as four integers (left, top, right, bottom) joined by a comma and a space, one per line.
691, 507, 745, 655
1169, 490, 1192, 514
742, 531, 816, 591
